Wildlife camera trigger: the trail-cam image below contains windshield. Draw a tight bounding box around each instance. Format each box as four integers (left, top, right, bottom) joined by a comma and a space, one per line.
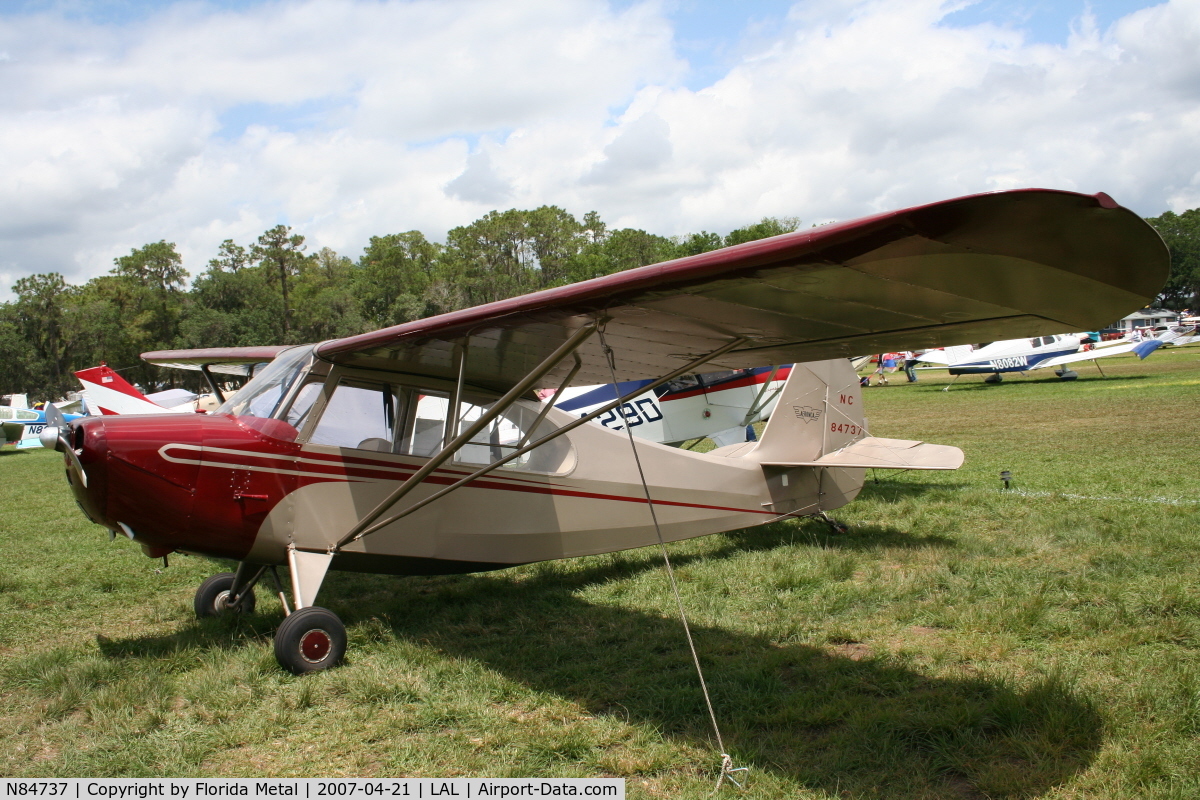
216, 345, 315, 418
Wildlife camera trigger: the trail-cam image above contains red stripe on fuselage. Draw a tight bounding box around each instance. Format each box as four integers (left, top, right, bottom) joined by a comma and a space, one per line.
660, 366, 792, 402
188, 449, 775, 518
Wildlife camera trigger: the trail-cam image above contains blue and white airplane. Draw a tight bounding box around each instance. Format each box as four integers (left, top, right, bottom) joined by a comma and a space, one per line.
548, 364, 794, 447
1, 394, 86, 448
916, 330, 1179, 389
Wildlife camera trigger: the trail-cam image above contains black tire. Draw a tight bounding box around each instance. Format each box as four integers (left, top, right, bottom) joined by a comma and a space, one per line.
193, 572, 257, 618
274, 607, 346, 674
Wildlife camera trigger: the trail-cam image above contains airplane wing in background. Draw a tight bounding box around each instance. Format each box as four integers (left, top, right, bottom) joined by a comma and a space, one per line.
2, 420, 23, 445
145, 190, 1169, 395
1030, 335, 1174, 370
141, 346, 292, 375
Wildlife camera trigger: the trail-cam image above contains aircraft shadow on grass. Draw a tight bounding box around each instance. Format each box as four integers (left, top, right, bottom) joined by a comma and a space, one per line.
342, 557, 1098, 798
90, 530, 1099, 798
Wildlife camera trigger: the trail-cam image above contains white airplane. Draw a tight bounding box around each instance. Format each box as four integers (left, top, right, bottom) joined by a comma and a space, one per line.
84, 354, 792, 448
75, 363, 219, 415
549, 365, 790, 447
915, 329, 1178, 389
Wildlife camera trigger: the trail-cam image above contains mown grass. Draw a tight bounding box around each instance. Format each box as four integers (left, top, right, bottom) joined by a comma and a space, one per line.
2, 348, 1199, 798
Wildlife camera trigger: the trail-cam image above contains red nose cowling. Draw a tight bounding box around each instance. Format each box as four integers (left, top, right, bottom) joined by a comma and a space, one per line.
67, 414, 299, 561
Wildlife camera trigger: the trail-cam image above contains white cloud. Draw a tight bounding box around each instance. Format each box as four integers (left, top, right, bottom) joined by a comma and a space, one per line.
0, 0, 1196, 298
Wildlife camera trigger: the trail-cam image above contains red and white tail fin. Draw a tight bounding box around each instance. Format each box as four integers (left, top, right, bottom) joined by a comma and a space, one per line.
75, 365, 179, 416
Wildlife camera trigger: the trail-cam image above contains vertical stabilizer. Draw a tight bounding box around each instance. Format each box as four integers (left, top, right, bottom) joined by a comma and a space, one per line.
75, 365, 179, 416
748, 359, 866, 464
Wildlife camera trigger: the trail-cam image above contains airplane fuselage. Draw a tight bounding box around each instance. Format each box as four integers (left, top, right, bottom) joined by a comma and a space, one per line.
61, 359, 868, 575
945, 334, 1084, 375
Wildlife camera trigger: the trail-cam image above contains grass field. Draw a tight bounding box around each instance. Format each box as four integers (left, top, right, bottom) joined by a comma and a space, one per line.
2, 348, 1199, 798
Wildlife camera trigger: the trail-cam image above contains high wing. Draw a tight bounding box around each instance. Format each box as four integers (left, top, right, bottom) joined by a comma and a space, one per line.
142, 346, 292, 376
1030, 333, 1176, 370
147, 190, 1167, 393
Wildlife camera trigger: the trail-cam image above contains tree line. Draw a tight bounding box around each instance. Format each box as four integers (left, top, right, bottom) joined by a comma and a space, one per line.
3, 204, 1196, 401
0, 208, 801, 399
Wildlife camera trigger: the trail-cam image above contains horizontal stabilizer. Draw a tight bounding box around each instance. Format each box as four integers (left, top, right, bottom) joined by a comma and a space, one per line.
760, 436, 964, 470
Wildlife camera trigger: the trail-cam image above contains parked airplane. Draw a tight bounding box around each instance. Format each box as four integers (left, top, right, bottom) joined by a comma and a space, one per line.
39, 189, 1168, 673
2, 396, 84, 448
75, 363, 218, 416
915, 329, 1176, 389
551, 365, 790, 447
80, 358, 782, 448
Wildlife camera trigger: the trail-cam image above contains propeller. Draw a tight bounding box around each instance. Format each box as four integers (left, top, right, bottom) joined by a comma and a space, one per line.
42, 403, 87, 488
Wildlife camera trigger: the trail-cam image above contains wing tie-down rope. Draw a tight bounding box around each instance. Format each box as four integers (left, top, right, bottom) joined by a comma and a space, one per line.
597, 325, 747, 794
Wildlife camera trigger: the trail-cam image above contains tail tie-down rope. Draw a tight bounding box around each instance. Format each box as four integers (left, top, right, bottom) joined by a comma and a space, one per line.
596, 325, 747, 794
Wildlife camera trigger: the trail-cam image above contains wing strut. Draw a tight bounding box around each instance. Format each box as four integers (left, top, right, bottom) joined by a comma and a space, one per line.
740, 365, 782, 427
334, 323, 599, 549
199, 364, 225, 403
598, 326, 746, 792
340, 335, 751, 545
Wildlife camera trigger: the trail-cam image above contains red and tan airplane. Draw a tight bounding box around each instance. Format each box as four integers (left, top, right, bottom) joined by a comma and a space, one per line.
41, 189, 1167, 673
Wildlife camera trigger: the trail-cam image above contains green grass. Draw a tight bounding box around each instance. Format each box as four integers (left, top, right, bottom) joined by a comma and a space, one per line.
3, 348, 1200, 798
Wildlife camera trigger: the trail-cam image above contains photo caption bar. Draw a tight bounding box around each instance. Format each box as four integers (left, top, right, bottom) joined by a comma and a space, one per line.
4, 781, 624, 800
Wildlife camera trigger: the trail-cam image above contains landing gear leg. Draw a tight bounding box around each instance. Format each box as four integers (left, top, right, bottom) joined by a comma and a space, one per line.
194, 564, 264, 618
273, 546, 344, 674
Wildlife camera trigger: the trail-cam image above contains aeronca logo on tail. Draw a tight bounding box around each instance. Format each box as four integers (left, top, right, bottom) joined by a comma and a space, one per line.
793, 405, 822, 423
988, 356, 1028, 369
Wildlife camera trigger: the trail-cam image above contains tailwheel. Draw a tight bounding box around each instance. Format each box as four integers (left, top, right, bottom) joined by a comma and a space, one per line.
274, 606, 346, 674
816, 511, 849, 535
194, 572, 257, 618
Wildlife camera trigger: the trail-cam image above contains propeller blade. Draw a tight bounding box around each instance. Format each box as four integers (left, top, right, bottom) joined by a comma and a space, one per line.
44, 402, 67, 427
59, 434, 88, 488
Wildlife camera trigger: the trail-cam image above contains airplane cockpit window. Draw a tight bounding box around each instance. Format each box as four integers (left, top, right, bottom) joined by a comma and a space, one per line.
217, 345, 314, 418
658, 374, 700, 396
698, 370, 738, 386
283, 381, 323, 430
397, 392, 450, 458
455, 398, 574, 475
309, 380, 399, 451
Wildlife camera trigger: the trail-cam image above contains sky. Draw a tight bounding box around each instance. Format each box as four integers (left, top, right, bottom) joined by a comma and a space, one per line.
1, 0, 1196, 296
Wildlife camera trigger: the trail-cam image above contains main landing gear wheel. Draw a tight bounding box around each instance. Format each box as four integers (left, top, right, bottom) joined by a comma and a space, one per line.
274, 607, 346, 674
194, 572, 257, 618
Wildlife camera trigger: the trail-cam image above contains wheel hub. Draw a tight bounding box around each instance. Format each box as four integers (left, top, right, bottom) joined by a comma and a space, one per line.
299, 628, 332, 663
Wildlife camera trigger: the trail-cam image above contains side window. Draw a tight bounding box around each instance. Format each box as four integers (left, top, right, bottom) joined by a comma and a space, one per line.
309, 380, 399, 451
397, 392, 450, 458
455, 398, 574, 475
